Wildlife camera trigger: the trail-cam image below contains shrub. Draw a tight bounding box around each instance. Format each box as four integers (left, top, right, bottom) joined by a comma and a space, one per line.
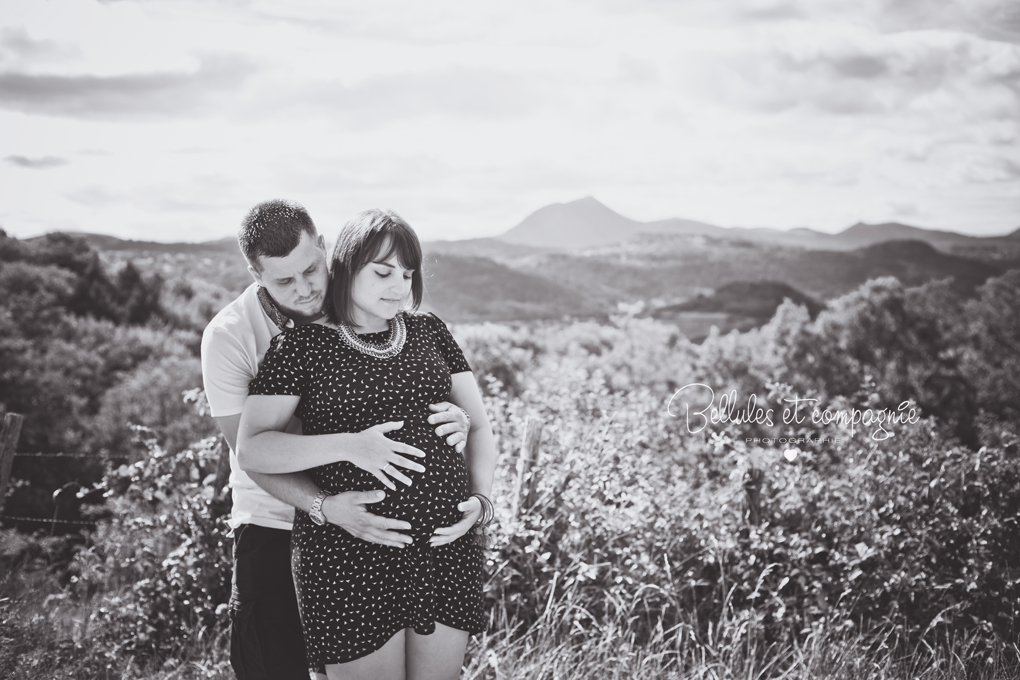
76, 430, 232, 661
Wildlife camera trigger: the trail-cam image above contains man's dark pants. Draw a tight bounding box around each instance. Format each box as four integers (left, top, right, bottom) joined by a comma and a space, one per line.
230, 524, 309, 680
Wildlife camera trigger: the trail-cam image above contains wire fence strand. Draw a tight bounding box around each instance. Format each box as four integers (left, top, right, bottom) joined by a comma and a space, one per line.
13, 453, 97, 458
0, 514, 101, 526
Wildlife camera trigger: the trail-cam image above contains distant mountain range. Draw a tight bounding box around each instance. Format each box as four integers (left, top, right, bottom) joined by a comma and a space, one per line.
61, 232, 239, 254
33, 197, 1018, 336
453, 196, 1020, 258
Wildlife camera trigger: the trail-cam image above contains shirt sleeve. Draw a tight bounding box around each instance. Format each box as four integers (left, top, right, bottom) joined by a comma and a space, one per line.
201, 324, 254, 417
427, 312, 472, 374
247, 329, 310, 396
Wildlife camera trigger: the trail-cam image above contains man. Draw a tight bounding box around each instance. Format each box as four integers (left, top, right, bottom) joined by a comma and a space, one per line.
201, 199, 469, 680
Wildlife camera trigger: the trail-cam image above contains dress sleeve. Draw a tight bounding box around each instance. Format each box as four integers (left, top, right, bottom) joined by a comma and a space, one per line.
248, 329, 309, 396
427, 313, 472, 374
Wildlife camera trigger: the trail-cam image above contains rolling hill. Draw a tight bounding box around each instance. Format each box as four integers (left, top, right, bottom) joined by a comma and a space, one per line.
650, 280, 825, 341
421, 253, 602, 321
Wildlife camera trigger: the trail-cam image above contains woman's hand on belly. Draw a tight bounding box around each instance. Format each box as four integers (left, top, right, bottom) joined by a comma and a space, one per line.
430, 495, 482, 546
348, 421, 427, 490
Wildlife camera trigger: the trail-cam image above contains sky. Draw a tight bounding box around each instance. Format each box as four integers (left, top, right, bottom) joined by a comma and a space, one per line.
1, 0, 1018, 243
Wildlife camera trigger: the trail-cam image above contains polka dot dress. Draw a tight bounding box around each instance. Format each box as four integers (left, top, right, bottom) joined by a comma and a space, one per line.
248, 312, 484, 666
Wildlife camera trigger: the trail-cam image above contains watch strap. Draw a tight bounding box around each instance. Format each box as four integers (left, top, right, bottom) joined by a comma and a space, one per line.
309, 490, 329, 524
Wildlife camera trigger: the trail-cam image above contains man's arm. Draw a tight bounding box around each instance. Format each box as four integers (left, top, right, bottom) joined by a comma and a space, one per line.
236, 395, 427, 489
215, 414, 413, 547
236, 399, 470, 487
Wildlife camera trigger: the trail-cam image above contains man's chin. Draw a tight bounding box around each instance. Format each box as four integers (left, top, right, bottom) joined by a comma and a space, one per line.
279, 302, 326, 324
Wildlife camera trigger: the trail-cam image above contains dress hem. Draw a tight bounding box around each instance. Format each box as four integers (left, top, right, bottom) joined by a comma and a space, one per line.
311, 617, 484, 667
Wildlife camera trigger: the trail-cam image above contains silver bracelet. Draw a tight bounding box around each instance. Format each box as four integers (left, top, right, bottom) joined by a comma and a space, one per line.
471, 492, 494, 527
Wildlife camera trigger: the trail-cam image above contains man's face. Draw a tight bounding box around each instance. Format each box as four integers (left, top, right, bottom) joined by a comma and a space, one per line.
250, 231, 328, 322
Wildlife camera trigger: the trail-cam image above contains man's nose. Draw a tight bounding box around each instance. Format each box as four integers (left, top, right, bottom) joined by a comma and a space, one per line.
295, 276, 312, 297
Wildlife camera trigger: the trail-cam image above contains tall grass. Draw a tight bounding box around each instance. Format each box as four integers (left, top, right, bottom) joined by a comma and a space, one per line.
461, 597, 1020, 680
458, 579, 1020, 680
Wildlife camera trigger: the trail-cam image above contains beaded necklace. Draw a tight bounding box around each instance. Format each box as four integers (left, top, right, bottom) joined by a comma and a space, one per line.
335, 313, 407, 359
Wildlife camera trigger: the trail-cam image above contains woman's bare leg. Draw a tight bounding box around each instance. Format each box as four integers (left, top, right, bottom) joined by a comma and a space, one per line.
326, 629, 405, 680
405, 623, 469, 680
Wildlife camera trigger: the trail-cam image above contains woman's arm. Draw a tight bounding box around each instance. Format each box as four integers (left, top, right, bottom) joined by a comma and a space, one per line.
451, 372, 497, 497
236, 394, 427, 490
431, 371, 497, 545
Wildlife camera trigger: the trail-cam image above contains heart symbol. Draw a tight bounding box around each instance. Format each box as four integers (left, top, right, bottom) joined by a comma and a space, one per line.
783, 449, 798, 462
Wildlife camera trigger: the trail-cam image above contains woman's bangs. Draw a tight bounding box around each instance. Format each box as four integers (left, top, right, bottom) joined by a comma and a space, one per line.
373, 225, 422, 271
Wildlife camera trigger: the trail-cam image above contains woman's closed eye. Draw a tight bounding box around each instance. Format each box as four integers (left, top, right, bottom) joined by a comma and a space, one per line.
375, 269, 414, 279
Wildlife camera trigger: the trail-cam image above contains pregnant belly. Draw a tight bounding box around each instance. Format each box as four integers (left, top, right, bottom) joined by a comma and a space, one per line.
311, 410, 470, 536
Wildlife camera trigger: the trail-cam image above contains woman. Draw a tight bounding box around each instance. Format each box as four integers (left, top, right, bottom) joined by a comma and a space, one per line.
237, 209, 496, 680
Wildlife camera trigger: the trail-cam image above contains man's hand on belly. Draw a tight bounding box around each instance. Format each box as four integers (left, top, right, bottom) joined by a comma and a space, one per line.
322, 490, 412, 548
427, 401, 470, 454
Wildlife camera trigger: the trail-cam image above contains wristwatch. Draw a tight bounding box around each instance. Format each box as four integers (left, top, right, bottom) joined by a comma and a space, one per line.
309, 490, 330, 526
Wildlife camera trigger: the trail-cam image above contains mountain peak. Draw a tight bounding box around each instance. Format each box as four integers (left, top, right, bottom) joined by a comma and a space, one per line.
546, 195, 628, 219
567, 195, 605, 207
497, 197, 642, 249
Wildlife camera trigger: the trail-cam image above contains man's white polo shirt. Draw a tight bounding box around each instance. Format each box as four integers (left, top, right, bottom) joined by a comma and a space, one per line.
201, 282, 294, 530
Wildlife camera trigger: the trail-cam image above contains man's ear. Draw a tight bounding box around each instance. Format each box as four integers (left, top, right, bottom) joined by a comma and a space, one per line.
316, 234, 325, 251
247, 263, 262, 285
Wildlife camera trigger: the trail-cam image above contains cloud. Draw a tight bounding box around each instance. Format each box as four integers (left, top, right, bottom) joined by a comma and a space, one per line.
65, 186, 118, 207
890, 201, 919, 217
961, 156, 1020, 183
706, 29, 1020, 117
65, 171, 239, 212
617, 55, 660, 84
734, 0, 806, 22
288, 66, 544, 126
0, 27, 79, 63
5, 155, 67, 169
715, 0, 1020, 44
0, 54, 255, 119
870, 0, 1020, 45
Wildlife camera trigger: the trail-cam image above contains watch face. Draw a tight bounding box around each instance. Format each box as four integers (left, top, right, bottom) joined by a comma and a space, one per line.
310, 510, 325, 526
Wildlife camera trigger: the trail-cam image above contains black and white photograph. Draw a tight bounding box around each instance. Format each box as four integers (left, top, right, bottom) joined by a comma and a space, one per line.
2, 1, 1019, 678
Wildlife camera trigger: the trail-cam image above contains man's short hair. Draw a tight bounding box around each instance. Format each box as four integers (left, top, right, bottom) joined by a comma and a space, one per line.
238, 200, 318, 272
326, 209, 423, 326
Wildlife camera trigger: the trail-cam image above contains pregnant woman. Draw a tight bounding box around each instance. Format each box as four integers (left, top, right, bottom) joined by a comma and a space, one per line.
236, 209, 496, 680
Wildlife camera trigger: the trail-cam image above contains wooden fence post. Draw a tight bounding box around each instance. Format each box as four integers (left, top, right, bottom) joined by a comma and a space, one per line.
0, 413, 25, 516
743, 466, 764, 527
512, 417, 543, 520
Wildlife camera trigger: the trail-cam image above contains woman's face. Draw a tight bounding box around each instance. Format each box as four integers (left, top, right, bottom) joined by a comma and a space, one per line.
349, 240, 414, 330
